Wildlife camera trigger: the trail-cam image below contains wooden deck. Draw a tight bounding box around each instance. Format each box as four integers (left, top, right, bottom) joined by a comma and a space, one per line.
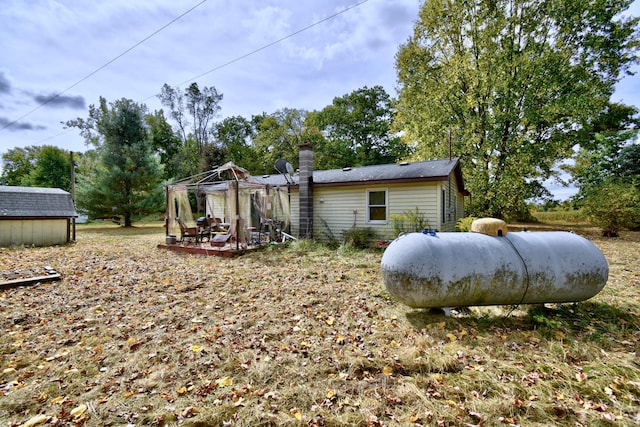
157, 242, 262, 257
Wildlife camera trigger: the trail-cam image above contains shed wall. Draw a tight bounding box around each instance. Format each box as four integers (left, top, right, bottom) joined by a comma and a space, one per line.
0, 219, 70, 247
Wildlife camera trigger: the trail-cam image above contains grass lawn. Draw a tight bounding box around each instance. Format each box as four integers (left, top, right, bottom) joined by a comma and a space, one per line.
1, 225, 639, 426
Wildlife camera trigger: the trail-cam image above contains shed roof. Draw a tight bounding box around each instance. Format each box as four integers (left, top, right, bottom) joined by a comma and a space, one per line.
0, 186, 77, 218
254, 158, 467, 194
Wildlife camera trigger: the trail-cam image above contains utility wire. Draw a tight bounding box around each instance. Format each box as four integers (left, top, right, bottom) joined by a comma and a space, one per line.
1, 0, 208, 132
23, 0, 371, 145
170, 0, 370, 90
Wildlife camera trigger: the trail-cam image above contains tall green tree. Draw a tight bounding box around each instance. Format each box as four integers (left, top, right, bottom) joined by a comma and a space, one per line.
213, 116, 262, 172
568, 103, 639, 200
29, 145, 71, 190
146, 109, 183, 181
252, 108, 308, 174
158, 82, 223, 177
306, 85, 413, 169
0, 145, 71, 191
1, 146, 39, 186
66, 97, 164, 226
396, 0, 639, 220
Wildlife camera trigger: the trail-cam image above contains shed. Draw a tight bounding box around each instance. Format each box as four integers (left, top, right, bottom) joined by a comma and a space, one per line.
0, 186, 77, 247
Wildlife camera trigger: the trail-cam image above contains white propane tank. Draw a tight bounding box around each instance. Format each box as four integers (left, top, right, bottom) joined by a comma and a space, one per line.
380, 230, 608, 309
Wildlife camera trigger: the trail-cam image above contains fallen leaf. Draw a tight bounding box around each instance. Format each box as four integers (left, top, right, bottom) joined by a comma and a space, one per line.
50, 396, 66, 405
216, 377, 233, 387
290, 408, 302, 420
382, 366, 393, 376
182, 406, 198, 418
70, 404, 87, 419
22, 414, 49, 427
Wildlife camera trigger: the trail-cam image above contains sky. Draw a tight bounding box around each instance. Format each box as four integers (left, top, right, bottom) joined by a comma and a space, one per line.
1, 0, 639, 200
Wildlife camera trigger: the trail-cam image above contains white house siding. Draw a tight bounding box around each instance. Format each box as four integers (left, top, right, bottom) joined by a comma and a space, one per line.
311, 182, 440, 241
289, 191, 300, 237
0, 219, 69, 247
438, 174, 466, 232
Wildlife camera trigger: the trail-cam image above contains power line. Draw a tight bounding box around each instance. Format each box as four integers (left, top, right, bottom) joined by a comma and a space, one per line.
17, 0, 371, 146
172, 0, 371, 89
1, 0, 207, 132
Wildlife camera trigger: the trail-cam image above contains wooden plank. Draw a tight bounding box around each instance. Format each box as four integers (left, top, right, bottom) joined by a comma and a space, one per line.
0, 273, 62, 289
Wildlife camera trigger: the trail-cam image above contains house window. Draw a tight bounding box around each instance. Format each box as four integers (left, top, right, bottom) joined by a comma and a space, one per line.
441, 188, 446, 224
367, 190, 387, 223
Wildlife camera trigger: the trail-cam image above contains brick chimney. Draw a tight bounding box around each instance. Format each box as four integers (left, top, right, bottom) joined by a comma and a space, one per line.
298, 142, 313, 239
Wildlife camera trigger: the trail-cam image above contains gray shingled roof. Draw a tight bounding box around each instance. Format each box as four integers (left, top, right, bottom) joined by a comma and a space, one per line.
0, 186, 77, 218
253, 158, 466, 193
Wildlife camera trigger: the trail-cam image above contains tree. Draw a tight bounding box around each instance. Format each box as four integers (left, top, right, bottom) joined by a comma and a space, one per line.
1, 146, 39, 186
0, 145, 71, 191
66, 97, 164, 226
212, 116, 262, 172
583, 179, 640, 236
146, 110, 183, 181
306, 86, 413, 169
395, 0, 639, 220
29, 146, 71, 190
568, 103, 639, 200
252, 108, 308, 174
617, 143, 640, 187
158, 82, 223, 176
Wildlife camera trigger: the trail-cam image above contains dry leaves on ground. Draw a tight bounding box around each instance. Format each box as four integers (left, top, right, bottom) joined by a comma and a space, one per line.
1, 226, 639, 426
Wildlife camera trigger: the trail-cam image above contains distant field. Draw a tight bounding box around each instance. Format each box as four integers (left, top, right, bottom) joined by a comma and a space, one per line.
1, 227, 638, 426
531, 209, 589, 226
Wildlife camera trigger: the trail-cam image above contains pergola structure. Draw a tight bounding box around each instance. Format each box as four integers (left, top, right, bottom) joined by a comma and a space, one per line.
165, 162, 290, 250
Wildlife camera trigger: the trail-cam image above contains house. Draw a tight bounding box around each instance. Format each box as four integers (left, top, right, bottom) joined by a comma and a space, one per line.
256, 144, 469, 241
0, 186, 77, 247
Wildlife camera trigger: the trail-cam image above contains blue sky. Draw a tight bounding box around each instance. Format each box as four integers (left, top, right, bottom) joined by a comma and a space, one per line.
1, 0, 638, 200
1, 0, 418, 152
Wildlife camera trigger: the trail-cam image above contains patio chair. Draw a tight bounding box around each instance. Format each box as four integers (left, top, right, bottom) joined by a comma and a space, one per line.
177, 218, 198, 244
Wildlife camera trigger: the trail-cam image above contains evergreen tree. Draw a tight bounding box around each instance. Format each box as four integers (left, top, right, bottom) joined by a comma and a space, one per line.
67, 97, 164, 226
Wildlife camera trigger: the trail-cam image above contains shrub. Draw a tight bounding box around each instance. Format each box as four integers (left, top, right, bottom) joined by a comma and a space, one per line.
390, 207, 428, 235
456, 216, 478, 232
583, 180, 640, 237
317, 217, 340, 249
342, 228, 377, 249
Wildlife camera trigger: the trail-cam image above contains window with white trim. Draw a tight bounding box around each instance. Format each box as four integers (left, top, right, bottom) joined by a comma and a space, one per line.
367, 189, 387, 223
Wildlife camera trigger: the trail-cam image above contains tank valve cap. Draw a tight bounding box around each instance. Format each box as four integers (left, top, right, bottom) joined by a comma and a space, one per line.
422, 228, 436, 236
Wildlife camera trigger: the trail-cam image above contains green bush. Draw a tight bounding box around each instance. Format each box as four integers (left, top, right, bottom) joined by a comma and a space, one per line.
390, 207, 428, 235
583, 180, 640, 237
456, 216, 478, 232
341, 228, 377, 249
